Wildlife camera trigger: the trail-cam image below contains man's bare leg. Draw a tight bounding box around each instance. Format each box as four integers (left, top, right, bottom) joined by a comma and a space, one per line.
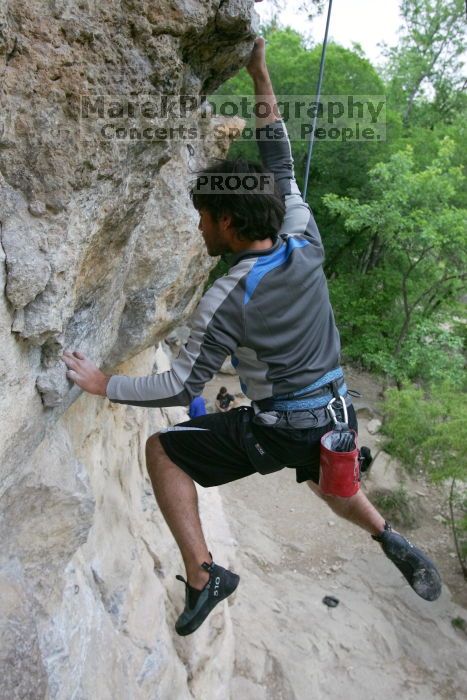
146, 434, 210, 590
307, 481, 386, 536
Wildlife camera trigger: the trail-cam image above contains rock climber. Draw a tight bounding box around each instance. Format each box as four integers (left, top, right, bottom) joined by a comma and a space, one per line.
215, 386, 235, 413
62, 36, 442, 637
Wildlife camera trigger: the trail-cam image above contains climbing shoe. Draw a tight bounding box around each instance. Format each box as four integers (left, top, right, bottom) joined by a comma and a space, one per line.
372, 522, 442, 601
175, 559, 240, 636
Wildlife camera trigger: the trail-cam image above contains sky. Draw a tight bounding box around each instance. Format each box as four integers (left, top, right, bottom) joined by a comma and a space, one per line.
254, 0, 403, 67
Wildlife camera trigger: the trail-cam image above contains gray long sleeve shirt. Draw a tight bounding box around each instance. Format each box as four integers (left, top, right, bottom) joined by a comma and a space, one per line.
106, 120, 341, 407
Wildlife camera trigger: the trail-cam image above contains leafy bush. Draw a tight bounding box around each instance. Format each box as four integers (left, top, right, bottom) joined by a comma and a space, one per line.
381, 381, 467, 482
329, 273, 465, 384
372, 486, 419, 528
382, 381, 467, 575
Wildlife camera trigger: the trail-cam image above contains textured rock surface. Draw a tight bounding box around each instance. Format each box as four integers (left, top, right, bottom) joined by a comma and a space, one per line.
0, 0, 257, 413
1, 1, 258, 697
1, 346, 240, 699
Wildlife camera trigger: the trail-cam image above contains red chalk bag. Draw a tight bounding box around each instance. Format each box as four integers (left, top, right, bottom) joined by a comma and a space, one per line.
319, 421, 361, 498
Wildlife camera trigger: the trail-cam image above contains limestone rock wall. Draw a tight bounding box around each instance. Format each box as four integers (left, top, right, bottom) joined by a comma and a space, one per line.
1, 346, 239, 699
0, 1, 258, 697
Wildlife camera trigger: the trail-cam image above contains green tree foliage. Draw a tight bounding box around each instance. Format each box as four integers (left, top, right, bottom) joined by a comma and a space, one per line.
216, 27, 395, 242
382, 1, 467, 208
382, 381, 467, 571
382, 381, 467, 481
383, 0, 466, 126
210, 10, 467, 564
369, 2, 466, 567
323, 139, 466, 381
209, 23, 464, 386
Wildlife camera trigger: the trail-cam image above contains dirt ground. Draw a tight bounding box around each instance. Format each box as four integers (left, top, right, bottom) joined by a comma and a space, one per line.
202, 366, 467, 699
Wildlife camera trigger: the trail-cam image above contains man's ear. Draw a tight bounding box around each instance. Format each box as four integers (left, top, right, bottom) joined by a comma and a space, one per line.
219, 212, 233, 231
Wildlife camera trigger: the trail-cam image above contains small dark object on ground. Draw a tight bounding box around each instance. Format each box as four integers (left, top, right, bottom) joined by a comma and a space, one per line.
359, 446, 373, 473
322, 595, 339, 608
451, 616, 467, 636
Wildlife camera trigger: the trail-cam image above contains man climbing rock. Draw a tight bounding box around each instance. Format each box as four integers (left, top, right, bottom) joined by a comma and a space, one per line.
215, 386, 235, 412
62, 36, 442, 637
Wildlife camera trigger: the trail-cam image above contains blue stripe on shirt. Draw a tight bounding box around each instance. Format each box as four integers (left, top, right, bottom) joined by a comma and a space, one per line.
244, 237, 310, 305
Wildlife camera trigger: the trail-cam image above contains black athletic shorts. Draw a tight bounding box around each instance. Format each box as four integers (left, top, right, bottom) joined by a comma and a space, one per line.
158, 404, 358, 488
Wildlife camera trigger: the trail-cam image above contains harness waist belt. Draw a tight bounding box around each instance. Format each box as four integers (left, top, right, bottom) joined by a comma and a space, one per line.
256, 367, 347, 412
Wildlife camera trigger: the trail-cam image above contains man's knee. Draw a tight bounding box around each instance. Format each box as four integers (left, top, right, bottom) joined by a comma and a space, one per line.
307, 480, 351, 513
146, 432, 166, 467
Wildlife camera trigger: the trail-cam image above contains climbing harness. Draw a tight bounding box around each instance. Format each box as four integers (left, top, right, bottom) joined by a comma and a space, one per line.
254, 366, 347, 413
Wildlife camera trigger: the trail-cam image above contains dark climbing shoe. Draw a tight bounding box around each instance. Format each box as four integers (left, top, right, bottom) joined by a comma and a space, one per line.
359, 446, 373, 474
175, 559, 240, 636
372, 522, 442, 601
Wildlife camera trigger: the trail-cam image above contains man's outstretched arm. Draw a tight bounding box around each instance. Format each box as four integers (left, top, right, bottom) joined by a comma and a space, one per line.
248, 37, 319, 239
62, 267, 244, 404
246, 37, 280, 128
247, 37, 299, 195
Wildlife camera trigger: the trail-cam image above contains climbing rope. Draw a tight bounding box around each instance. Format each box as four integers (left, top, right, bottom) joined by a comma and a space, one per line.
302, 0, 333, 202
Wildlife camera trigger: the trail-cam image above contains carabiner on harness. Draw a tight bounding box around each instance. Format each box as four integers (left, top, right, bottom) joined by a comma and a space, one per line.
327, 396, 348, 427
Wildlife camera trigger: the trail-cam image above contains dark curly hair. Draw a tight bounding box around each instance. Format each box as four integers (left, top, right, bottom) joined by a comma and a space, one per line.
190, 158, 285, 242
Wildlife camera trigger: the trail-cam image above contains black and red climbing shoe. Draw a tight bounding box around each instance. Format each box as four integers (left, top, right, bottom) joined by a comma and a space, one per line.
372, 522, 442, 601
175, 559, 240, 636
